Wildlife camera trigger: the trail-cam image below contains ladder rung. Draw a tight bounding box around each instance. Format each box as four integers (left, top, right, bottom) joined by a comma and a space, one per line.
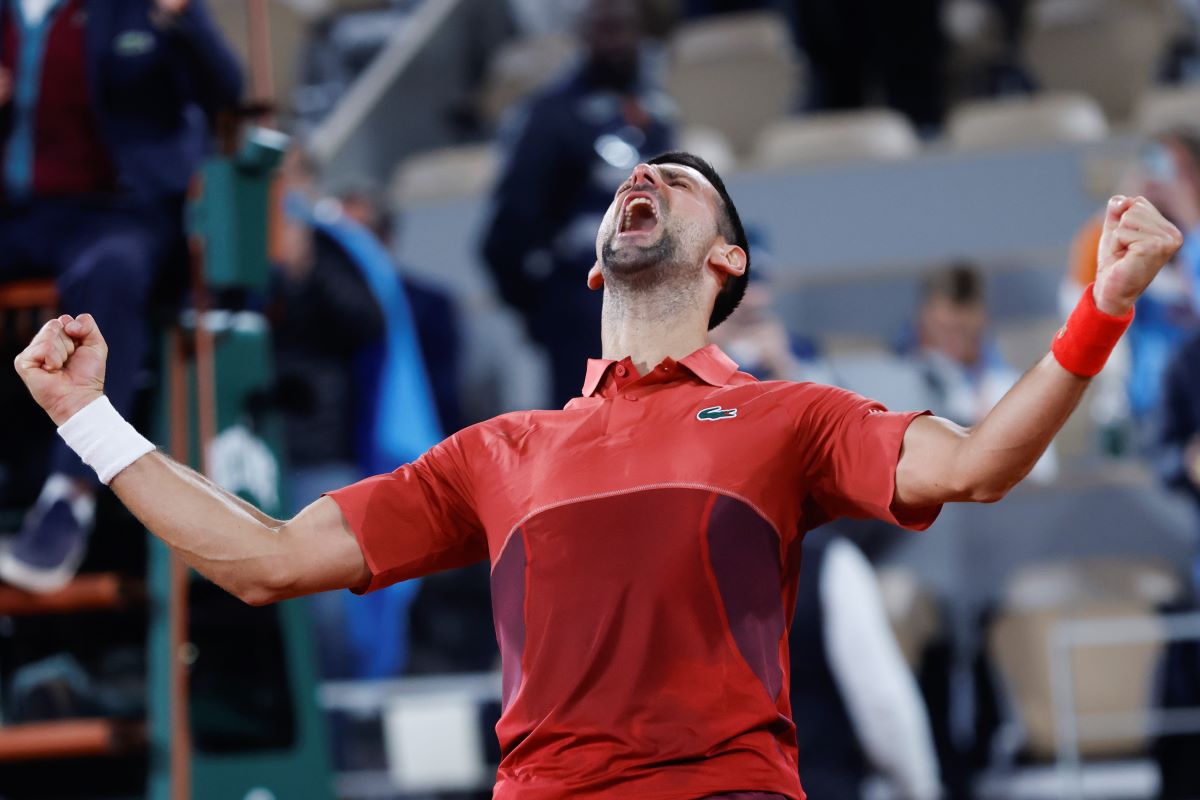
0, 279, 57, 310
0, 719, 145, 761
0, 573, 144, 616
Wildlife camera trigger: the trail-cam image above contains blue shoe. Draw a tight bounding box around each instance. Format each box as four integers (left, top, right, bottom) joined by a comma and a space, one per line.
0, 500, 89, 593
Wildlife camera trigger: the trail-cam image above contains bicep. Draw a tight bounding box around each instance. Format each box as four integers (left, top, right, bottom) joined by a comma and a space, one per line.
893, 413, 971, 509
275, 496, 372, 598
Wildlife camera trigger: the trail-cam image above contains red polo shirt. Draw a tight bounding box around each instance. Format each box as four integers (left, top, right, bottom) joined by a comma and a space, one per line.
327, 344, 941, 800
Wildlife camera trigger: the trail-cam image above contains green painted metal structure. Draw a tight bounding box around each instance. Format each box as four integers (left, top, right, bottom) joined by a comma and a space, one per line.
147, 129, 334, 800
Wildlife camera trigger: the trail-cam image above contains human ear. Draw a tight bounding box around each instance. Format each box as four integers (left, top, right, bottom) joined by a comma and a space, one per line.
587, 262, 604, 290
708, 244, 746, 281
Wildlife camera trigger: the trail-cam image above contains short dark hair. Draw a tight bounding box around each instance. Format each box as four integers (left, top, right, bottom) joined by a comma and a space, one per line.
922, 262, 984, 306
646, 151, 750, 329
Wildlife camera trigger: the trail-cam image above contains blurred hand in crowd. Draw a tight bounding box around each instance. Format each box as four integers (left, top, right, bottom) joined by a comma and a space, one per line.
154, 0, 191, 17
1184, 435, 1200, 492
712, 284, 801, 380
1140, 136, 1200, 234
0, 68, 11, 107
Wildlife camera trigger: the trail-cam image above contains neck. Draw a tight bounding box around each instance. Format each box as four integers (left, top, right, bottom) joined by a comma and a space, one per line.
600, 280, 710, 375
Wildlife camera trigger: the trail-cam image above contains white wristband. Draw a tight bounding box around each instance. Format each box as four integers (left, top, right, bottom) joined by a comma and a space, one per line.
56, 396, 156, 485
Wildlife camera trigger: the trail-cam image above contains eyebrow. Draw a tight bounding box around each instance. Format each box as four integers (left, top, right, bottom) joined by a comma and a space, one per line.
656, 166, 695, 184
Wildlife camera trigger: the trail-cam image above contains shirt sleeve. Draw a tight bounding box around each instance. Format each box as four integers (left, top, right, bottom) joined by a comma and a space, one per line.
821, 540, 942, 800
795, 384, 942, 530
324, 433, 487, 593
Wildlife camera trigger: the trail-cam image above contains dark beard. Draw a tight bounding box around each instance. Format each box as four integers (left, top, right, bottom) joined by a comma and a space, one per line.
600, 233, 679, 287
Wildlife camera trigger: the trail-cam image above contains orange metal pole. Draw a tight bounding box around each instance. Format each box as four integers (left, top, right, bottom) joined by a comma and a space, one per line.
246, 0, 276, 125
167, 329, 193, 800
0, 719, 146, 761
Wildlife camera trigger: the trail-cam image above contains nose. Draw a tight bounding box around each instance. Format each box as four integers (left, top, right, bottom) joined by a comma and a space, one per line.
629, 163, 659, 188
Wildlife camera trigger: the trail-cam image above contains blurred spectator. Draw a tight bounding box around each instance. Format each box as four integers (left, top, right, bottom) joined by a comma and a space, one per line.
272, 157, 387, 512
0, 0, 241, 592
336, 179, 465, 433
906, 265, 1057, 480
272, 153, 457, 681
1066, 130, 1200, 427
1158, 334, 1200, 592
971, 0, 1036, 97
1155, 331, 1200, 798
790, 0, 946, 131
482, 0, 674, 407
1159, 0, 1200, 84
710, 270, 834, 385
791, 527, 942, 800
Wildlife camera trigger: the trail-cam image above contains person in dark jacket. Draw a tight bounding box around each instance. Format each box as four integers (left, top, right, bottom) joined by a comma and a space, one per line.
481, 0, 674, 408
0, 0, 241, 592
791, 527, 941, 799
1153, 332, 1200, 798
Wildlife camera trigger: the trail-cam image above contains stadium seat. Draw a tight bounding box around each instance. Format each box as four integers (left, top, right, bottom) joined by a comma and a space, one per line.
390, 144, 499, 205
479, 33, 579, 126
1135, 84, 1200, 136
677, 126, 739, 176
877, 567, 943, 670
987, 558, 1182, 761
947, 92, 1109, 151
751, 109, 920, 169
665, 12, 802, 156
1024, 0, 1172, 123
826, 352, 935, 414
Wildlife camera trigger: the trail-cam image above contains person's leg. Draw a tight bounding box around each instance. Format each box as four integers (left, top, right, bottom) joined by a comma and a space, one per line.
871, 0, 946, 130
792, 0, 868, 111
0, 204, 172, 591
0, 205, 63, 511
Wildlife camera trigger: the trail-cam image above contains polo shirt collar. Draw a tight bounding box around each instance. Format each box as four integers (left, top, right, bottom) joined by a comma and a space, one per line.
581, 343, 741, 397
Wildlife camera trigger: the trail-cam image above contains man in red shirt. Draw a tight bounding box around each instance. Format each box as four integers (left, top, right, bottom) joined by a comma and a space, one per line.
13, 151, 1184, 799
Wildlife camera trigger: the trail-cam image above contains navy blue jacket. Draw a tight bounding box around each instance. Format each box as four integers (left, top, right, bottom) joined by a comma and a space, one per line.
1159, 330, 1200, 505
481, 60, 674, 325
0, 0, 242, 201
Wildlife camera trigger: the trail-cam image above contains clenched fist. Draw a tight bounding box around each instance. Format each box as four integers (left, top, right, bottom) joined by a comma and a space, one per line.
1094, 195, 1185, 317
13, 314, 107, 427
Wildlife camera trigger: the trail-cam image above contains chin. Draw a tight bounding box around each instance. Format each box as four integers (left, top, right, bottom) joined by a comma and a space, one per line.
601, 235, 676, 279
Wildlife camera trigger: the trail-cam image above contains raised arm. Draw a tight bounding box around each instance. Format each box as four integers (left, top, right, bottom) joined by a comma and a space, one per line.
894, 195, 1183, 509
13, 314, 369, 604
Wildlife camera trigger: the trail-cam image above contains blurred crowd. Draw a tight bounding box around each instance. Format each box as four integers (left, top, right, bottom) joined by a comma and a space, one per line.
3, 0, 1200, 799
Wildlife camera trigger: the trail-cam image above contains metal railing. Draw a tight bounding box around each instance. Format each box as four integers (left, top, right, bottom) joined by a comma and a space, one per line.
1050, 611, 1200, 800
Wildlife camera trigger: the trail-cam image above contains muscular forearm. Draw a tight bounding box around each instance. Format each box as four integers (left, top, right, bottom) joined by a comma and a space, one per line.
111, 451, 292, 604
897, 354, 1088, 507
15, 314, 371, 601
956, 354, 1088, 497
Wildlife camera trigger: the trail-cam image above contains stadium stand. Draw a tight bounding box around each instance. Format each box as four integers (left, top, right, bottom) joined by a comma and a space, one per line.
1135, 83, 1200, 135
677, 125, 739, 176
1024, 0, 1173, 123
987, 559, 1181, 761
752, 109, 921, 169
391, 144, 500, 206
479, 32, 579, 126
947, 92, 1110, 151
665, 10, 802, 155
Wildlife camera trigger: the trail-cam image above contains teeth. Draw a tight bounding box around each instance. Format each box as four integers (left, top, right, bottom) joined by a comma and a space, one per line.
621, 197, 656, 232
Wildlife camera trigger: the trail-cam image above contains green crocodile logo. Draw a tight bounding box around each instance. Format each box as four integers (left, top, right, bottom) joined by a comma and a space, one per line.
696, 405, 738, 421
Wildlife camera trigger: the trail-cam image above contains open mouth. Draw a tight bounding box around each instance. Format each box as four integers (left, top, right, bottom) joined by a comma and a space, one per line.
618, 194, 659, 237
